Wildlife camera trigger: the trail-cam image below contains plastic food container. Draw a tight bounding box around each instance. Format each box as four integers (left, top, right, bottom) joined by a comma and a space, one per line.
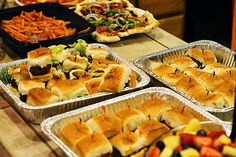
0, 2, 95, 58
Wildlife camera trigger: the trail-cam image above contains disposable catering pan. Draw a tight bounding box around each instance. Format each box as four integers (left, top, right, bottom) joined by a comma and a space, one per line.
0, 43, 150, 124
134, 40, 235, 121
41, 87, 228, 157
0, 2, 95, 58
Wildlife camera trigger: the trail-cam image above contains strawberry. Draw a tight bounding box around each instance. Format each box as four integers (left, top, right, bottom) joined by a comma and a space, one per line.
209, 130, 226, 140
180, 133, 194, 146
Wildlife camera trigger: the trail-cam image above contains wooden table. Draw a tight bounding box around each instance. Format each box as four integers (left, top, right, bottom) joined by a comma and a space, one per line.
0, 1, 186, 156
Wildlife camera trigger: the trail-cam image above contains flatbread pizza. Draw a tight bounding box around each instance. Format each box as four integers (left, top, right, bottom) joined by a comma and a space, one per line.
75, 0, 159, 42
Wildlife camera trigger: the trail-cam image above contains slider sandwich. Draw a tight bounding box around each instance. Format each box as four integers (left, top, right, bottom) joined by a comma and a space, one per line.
135, 119, 169, 146
169, 57, 198, 72
18, 79, 45, 96
27, 88, 60, 106
152, 64, 185, 85
187, 48, 217, 65
8, 64, 30, 85
90, 58, 117, 77
51, 80, 89, 100
99, 64, 132, 92
116, 109, 147, 132
62, 56, 88, 72
85, 46, 110, 60
161, 108, 195, 128
86, 113, 122, 138
110, 131, 145, 156
75, 133, 112, 157
60, 121, 92, 148
84, 78, 102, 94
27, 47, 53, 81
69, 69, 92, 81
138, 97, 172, 120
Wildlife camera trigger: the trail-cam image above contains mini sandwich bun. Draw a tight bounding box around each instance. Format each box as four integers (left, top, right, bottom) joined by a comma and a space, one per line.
27, 47, 52, 67
18, 79, 45, 95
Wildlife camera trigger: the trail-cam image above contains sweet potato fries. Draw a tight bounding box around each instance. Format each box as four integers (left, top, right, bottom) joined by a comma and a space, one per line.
1, 10, 76, 42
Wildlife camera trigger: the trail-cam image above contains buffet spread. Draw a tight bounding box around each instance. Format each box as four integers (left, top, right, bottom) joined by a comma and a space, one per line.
0, 0, 235, 157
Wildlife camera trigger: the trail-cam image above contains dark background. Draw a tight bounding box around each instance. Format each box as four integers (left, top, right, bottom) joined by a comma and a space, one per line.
184, 0, 233, 47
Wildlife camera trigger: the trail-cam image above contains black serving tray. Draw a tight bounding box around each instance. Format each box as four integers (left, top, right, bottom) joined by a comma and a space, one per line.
0, 2, 95, 58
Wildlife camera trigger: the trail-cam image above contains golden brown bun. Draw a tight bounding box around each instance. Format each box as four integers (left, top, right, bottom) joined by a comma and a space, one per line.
51, 80, 89, 100
75, 133, 112, 157
85, 47, 109, 59
187, 48, 217, 65
27, 88, 59, 106
60, 121, 92, 148
135, 119, 169, 146
138, 96, 172, 120
62, 56, 88, 72
86, 113, 122, 138
29, 69, 53, 82
115, 109, 147, 132
99, 64, 131, 92
28, 47, 51, 59
129, 72, 138, 88
194, 91, 227, 108
215, 82, 235, 107
8, 64, 30, 82
203, 63, 228, 74
110, 131, 144, 156
170, 57, 198, 72
198, 72, 225, 92
84, 78, 102, 94
130, 148, 147, 157
161, 108, 195, 128
69, 69, 92, 81
219, 68, 236, 86
90, 58, 116, 73
27, 47, 52, 67
18, 79, 45, 95
175, 75, 206, 97
183, 68, 204, 80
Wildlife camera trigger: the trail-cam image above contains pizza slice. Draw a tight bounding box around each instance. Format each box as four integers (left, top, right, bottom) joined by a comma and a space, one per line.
75, 0, 159, 42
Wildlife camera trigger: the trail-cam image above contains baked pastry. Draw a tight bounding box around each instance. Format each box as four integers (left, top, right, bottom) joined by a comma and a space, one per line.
51, 80, 89, 100
219, 68, 236, 86
152, 64, 185, 85
187, 48, 217, 65
183, 67, 204, 80
99, 64, 131, 92
138, 97, 172, 120
115, 109, 147, 132
175, 75, 206, 97
215, 82, 235, 107
198, 72, 225, 92
169, 57, 198, 72
62, 56, 88, 72
27, 47, 52, 76
84, 78, 102, 94
161, 108, 195, 128
75, 133, 112, 157
203, 63, 228, 74
135, 119, 169, 146
86, 46, 110, 59
18, 79, 45, 95
60, 121, 92, 148
27, 88, 60, 106
69, 69, 92, 81
8, 64, 30, 83
110, 131, 144, 156
194, 91, 227, 108
86, 113, 122, 138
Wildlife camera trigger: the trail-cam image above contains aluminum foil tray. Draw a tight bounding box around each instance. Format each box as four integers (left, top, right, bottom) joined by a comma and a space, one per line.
0, 43, 150, 124
41, 87, 228, 157
134, 40, 235, 119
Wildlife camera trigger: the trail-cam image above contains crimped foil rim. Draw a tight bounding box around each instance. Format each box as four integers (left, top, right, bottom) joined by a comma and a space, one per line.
134, 40, 235, 113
